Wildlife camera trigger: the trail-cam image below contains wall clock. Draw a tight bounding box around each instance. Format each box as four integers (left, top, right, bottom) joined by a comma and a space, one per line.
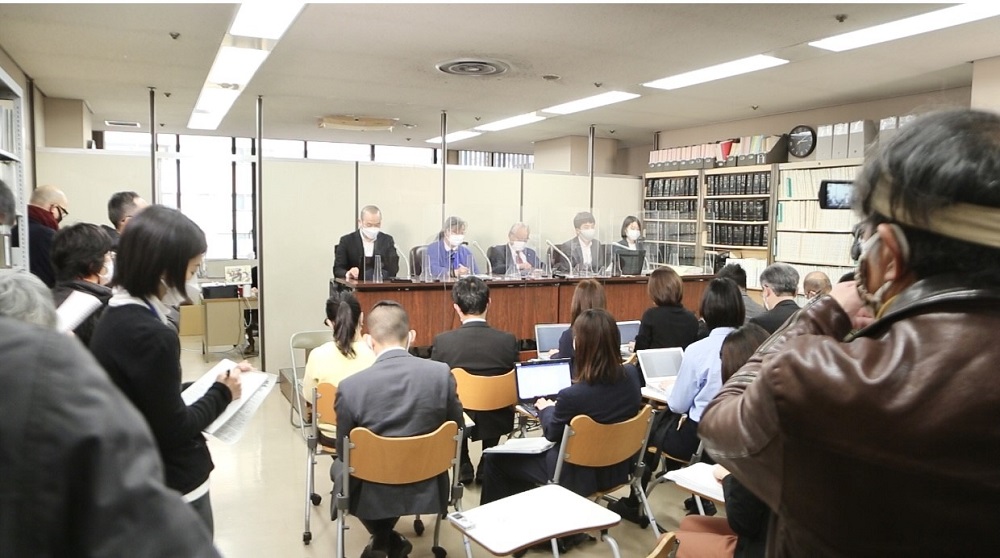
788, 125, 817, 158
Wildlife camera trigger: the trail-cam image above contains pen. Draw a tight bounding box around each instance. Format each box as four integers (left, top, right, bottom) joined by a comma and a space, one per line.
226, 369, 231, 378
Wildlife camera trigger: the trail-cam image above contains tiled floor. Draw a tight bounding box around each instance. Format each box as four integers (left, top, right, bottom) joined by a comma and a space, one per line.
183, 337, 704, 558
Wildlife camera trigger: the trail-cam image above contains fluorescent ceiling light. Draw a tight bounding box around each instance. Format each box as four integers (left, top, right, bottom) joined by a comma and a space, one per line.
207, 46, 269, 86
540, 91, 640, 115
188, 112, 226, 131
475, 112, 547, 132
229, 2, 305, 40
643, 55, 788, 91
187, 88, 241, 130
809, 4, 1000, 52
425, 131, 482, 144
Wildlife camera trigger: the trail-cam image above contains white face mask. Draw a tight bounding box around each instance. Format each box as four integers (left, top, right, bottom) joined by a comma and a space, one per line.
511, 240, 527, 252
448, 233, 465, 248
360, 226, 380, 241
626, 229, 641, 241
99, 258, 114, 286
579, 228, 596, 241
160, 277, 200, 308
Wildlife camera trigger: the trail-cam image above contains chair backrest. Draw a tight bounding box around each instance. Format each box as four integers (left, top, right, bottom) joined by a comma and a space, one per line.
290, 330, 332, 371
554, 404, 653, 480
452, 368, 517, 412
535, 323, 570, 353
315, 382, 337, 427
347, 421, 459, 485
410, 245, 428, 276
645, 532, 678, 558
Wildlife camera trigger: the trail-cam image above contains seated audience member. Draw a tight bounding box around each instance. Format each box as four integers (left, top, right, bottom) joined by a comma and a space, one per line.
427, 215, 478, 278
633, 266, 700, 352
300, 291, 376, 439
334, 301, 464, 558
333, 205, 400, 281
749, 263, 800, 333
0, 269, 57, 328
803, 270, 832, 300
716, 264, 765, 322
50, 223, 114, 346
550, 278, 606, 361
0, 317, 221, 557
555, 211, 604, 274
612, 277, 744, 523
701, 109, 1000, 555
104, 190, 150, 249
431, 277, 519, 485
480, 308, 641, 506
488, 222, 541, 276
675, 323, 770, 558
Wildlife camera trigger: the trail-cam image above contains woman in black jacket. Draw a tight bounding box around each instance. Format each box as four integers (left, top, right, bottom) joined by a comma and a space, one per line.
633, 266, 700, 352
90, 206, 245, 535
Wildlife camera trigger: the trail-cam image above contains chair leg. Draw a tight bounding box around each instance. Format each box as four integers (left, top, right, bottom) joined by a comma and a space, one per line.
601, 532, 622, 558
694, 495, 706, 515
637, 485, 661, 540
550, 537, 561, 558
335, 508, 346, 558
303, 444, 314, 544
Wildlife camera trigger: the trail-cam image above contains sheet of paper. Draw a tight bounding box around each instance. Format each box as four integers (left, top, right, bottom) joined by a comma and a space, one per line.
665, 462, 725, 502
483, 437, 555, 454
181, 359, 277, 444
55, 290, 102, 333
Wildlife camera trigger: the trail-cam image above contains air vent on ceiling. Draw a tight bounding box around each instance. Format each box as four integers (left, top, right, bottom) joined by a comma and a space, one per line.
318, 115, 399, 132
104, 120, 141, 128
436, 58, 509, 76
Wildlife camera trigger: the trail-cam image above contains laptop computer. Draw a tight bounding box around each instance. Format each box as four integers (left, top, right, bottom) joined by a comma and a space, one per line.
616, 320, 641, 356
636, 347, 684, 402
534, 323, 570, 359
514, 359, 573, 416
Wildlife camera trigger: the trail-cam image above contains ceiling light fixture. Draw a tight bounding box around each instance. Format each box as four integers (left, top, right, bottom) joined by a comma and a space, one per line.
104, 120, 141, 128
425, 131, 482, 144
474, 112, 547, 132
229, 2, 306, 40
540, 91, 640, 115
808, 3, 1000, 52
206, 46, 270, 86
643, 55, 788, 91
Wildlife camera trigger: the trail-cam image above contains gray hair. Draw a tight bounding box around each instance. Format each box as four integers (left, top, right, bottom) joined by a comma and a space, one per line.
759, 263, 799, 296
0, 179, 14, 226
508, 222, 530, 236
359, 205, 381, 220
0, 269, 58, 328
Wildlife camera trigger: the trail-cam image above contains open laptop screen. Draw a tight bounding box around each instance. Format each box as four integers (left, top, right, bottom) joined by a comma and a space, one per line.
515, 359, 573, 401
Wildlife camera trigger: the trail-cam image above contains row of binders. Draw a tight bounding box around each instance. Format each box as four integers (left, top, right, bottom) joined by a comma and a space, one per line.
0, 100, 17, 155
707, 224, 769, 248
648, 135, 788, 170
706, 172, 771, 196
704, 199, 768, 222
775, 200, 860, 231
778, 166, 860, 200
648, 244, 697, 267
645, 176, 699, 198
645, 221, 698, 243
643, 199, 698, 219
774, 231, 855, 266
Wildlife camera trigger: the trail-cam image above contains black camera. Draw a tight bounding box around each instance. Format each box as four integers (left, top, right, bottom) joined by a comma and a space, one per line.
818, 179, 853, 210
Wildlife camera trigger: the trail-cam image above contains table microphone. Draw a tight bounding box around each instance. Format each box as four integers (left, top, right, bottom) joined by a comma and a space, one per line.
395, 246, 411, 278
470, 241, 493, 276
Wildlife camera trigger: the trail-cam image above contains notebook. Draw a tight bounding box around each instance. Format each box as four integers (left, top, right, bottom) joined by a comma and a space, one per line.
636, 347, 684, 401
514, 359, 573, 416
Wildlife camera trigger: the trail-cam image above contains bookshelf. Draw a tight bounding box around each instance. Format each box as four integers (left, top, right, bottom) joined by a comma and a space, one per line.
702, 164, 774, 280
642, 170, 701, 267
0, 65, 27, 270
774, 158, 864, 293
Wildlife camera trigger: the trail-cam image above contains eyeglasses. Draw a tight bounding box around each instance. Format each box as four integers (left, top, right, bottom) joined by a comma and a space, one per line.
54, 205, 69, 218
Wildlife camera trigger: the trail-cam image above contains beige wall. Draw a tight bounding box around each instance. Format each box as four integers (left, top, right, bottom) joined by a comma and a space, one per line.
972, 56, 1000, 113
35, 149, 152, 227
533, 135, 620, 174
44, 98, 91, 149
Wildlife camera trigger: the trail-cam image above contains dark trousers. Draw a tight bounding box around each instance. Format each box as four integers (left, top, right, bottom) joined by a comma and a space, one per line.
189, 491, 214, 537
461, 436, 501, 470
361, 517, 399, 538
479, 451, 551, 505
640, 414, 701, 488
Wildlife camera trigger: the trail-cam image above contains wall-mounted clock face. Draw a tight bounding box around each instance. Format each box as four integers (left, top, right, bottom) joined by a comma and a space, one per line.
788, 125, 817, 158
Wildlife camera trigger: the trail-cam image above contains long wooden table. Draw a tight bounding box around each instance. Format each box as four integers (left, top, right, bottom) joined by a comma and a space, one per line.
332, 275, 712, 347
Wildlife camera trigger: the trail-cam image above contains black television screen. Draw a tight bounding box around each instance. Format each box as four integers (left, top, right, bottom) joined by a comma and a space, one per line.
614, 250, 645, 276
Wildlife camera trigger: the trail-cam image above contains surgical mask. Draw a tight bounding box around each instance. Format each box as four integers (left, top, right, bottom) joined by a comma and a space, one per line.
579, 228, 596, 241
854, 224, 908, 317
160, 277, 200, 308
448, 234, 465, 248
99, 258, 114, 286
360, 226, 380, 241
511, 240, 527, 252
626, 229, 641, 241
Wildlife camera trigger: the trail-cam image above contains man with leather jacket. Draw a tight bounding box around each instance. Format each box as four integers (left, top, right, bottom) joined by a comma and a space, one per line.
700, 108, 1000, 557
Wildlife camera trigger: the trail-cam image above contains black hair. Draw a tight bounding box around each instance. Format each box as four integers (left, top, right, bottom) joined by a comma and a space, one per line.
701, 277, 745, 330
620, 215, 641, 239
108, 191, 142, 226
51, 223, 112, 282
855, 108, 1000, 284
716, 263, 747, 290
452, 276, 489, 315
114, 205, 207, 299
367, 299, 410, 345
325, 291, 362, 358
573, 211, 596, 230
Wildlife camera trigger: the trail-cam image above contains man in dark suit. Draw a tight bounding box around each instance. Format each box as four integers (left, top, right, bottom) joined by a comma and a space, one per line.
750, 262, 802, 333
487, 222, 541, 277
334, 301, 464, 558
333, 205, 400, 280
431, 277, 519, 484
554, 211, 604, 274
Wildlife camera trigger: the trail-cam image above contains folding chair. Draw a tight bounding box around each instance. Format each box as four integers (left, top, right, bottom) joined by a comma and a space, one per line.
335, 421, 473, 558
644, 532, 679, 558
302, 383, 337, 545
451, 367, 517, 441
288, 330, 330, 431
546, 404, 659, 556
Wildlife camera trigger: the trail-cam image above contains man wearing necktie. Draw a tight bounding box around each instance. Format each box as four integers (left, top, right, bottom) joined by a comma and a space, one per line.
488, 222, 541, 276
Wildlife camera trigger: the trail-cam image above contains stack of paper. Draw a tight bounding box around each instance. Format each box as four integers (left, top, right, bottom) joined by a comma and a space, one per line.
181, 359, 278, 444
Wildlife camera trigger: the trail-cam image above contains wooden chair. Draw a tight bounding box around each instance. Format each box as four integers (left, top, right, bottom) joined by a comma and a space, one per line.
288, 330, 331, 430
546, 404, 660, 555
644, 532, 679, 558
451, 367, 517, 415
302, 383, 337, 545
335, 421, 473, 558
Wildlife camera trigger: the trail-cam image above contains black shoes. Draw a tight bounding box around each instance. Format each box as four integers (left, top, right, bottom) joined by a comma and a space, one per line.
459, 462, 475, 485
607, 496, 647, 526
362, 531, 412, 558
683, 496, 717, 516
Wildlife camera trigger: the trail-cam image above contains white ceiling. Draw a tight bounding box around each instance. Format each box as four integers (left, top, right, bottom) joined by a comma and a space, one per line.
1, 3, 997, 154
